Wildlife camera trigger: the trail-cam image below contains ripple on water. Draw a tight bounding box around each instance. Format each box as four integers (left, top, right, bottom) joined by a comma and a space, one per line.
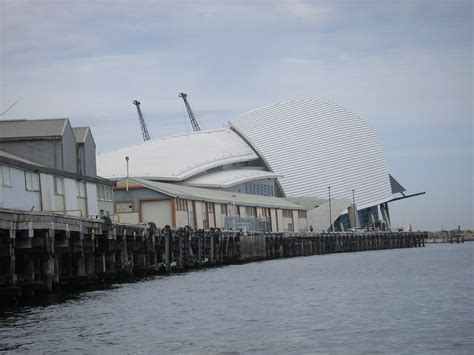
0, 243, 473, 354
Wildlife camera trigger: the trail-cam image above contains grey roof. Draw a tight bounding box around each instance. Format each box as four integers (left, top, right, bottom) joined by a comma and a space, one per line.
122, 178, 305, 210
0, 118, 69, 140
0, 150, 44, 166
72, 127, 90, 143
0, 149, 114, 186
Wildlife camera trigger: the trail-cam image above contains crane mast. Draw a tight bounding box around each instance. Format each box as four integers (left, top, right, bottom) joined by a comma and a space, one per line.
179, 92, 201, 132
132, 100, 151, 141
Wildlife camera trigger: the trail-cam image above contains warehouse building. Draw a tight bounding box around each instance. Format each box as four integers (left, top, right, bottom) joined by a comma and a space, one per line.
113, 177, 308, 232
0, 118, 114, 217
98, 99, 418, 231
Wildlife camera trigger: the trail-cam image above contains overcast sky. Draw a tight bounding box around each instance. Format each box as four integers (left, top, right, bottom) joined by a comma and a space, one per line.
1, 0, 472, 231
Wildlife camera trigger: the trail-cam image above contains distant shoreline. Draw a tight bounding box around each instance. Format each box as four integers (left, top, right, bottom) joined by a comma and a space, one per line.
425, 230, 473, 243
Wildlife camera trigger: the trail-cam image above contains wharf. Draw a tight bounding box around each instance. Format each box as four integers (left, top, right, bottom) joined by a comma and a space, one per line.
0, 208, 426, 302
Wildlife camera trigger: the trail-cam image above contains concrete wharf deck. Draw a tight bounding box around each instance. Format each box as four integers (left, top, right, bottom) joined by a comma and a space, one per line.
0, 208, 426, 301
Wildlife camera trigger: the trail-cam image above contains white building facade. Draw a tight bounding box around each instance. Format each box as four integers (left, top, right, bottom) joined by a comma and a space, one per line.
98, 99, 411, 231
0, 119, 114, 217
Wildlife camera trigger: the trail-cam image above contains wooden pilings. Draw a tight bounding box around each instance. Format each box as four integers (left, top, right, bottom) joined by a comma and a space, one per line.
0, 209, 428, 301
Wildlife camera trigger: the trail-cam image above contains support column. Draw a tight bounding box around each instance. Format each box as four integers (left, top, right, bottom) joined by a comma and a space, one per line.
41, 256, 54, 292
95, 252, 106, 273
76, 253, 86, 276
165, 230, 171, 269
210, 233, 215, 263
367, 208, 376, 229
380, 203, 391, 230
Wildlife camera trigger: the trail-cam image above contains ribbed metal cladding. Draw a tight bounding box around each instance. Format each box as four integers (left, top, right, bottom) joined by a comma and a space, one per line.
230, 99, 393, 209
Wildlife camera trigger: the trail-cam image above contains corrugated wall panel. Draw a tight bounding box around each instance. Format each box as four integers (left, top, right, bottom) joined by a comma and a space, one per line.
86, 183, 98, 216
2, 167, 41, 211
231, 100, 392, 209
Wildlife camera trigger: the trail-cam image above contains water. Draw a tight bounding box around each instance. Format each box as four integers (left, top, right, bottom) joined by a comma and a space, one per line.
1, 243, 473, 353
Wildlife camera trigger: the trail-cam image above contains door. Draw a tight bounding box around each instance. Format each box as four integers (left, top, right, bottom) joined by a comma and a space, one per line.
140, 200, 172, 228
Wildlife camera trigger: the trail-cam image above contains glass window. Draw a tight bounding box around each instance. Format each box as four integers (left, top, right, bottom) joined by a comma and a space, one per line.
176, 199, 188, 211
25, 171, 40, 191
76, 181, 86, 198
97, 185, 113, 201
54, 177, 64, 195
206, 202, 215, 214
245, 206, 257, 218
1, 165, 12, 187
115, 201, 133, 213
106, 186, 113, 201
298, 210, 307, 218
98, 185, 104, 200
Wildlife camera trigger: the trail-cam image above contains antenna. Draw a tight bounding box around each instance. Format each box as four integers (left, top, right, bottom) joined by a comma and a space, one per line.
0, 97, 23, 117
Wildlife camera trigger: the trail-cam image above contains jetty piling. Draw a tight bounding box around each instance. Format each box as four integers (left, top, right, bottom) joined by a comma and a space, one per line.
0, 208, 428, 301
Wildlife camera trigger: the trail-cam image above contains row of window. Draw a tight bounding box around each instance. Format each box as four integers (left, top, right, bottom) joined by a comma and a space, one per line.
283, 209, 307, 219
172, 199, 305, 221
244, 182, 274, 197
98, 184, 113, 201
1, 164, 112, 201
175, 199, 187, 211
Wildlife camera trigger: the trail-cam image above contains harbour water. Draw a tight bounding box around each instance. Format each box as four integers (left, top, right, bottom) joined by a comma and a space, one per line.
1, 243, 472, 353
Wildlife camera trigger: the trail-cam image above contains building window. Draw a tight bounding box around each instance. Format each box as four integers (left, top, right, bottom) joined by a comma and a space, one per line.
1, 165, 12, 187
98, 185, 113, 201
298, 210, 307, 218
54, 177, 64, 195
76, 181, 87, 198
221, 204, 228, 215
98, 185, 104, 200
283, 209, 292, 218
76, 181, 87, 216
262, 208, 271, 218
206, 202, 215, 214
176, 198, 188, 211
245, 206, 257, 218
202, 203, 209, 229
25, 171, 40, 191
115, 201, 133, 213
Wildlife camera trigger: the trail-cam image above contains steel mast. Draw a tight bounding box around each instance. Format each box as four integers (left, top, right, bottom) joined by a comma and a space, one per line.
132, 100, 151, 141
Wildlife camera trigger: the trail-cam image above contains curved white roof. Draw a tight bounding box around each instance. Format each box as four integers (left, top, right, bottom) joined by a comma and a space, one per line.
182, 169, 282, 188
231, 99, 392, 208
97, 128, 258, 181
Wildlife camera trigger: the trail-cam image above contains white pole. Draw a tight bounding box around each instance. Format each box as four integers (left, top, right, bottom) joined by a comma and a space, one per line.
125, 156, 129, 192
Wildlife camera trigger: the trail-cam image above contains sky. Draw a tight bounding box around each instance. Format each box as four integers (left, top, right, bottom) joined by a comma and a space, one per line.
0, 0, 472, 231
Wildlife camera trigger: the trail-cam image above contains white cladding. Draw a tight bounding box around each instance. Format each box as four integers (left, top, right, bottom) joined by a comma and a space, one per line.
231, 99, 392, 208
1, 166, 41, 210
97, 128, 258, 181
86, 183, 98, 216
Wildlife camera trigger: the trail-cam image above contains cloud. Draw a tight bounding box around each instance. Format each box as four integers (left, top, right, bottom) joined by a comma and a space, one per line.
1, 0, 472, 230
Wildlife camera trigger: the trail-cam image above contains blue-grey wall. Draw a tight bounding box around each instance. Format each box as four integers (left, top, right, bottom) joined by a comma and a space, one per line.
61, 122, 77, 173
0, 139, 62, 170
83, 131, 96, 177
114, 188, 169, 212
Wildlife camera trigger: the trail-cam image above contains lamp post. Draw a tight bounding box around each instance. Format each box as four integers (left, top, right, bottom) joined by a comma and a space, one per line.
125, 156, 129, 192
352, 189, 356, 229
328, 186, 332, 232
